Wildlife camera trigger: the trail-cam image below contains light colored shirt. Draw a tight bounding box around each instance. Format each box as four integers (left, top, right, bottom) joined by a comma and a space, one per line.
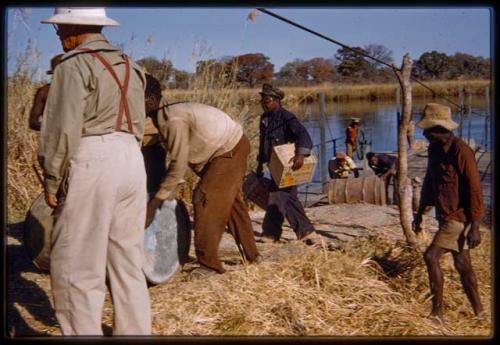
155, 101, 243, 200
39, 34, 147, 193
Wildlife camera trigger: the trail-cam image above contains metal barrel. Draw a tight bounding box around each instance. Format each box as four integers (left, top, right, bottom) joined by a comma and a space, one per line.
327, 175, 386, 205
23, 192, 53, 272
242, 172, 270, 210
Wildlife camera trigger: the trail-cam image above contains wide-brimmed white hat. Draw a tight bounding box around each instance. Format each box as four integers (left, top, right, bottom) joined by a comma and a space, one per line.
41, 8, 120, 26
416, 103, 458, 131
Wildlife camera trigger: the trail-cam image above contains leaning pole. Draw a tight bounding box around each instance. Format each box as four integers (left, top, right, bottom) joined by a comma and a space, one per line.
394, 54, 417, 246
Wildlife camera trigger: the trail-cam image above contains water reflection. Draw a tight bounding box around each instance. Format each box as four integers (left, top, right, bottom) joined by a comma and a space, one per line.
290, 97, 491, 155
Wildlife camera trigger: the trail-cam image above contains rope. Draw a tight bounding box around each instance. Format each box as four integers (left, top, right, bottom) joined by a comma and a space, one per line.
257, 8, 489, 118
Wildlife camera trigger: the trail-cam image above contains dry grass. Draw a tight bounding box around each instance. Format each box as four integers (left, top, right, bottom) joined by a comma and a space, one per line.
141, 230, 492, 336
168, 79, 491, 106
7, 76, 45, 221
6, 199, 492, 337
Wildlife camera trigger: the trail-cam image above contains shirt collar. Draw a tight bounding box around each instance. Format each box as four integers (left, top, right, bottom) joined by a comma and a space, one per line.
442, 133, 455, 153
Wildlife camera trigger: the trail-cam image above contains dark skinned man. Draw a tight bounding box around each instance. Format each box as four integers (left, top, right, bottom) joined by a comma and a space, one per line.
144, 76, 261, 279
413, 102, 484, 324
256, 84, 322, 244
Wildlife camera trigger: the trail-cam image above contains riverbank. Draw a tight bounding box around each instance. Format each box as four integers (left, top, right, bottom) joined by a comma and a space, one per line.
165, 79, 490, 105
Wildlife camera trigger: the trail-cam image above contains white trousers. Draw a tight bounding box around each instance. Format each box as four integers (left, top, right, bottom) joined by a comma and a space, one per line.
50, 132, 151, 335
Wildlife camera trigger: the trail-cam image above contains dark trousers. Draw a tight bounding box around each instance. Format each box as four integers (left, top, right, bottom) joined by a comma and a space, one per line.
193, 135, 260, 273
260, 178, 315, 240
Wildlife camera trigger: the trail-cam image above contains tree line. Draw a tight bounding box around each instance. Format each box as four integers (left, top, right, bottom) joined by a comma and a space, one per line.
137, 44, 491, 89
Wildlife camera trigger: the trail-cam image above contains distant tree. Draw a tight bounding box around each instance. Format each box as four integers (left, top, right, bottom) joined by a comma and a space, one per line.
195, 58, 233, 88
303, 57, 337, 84
275, 59, 307, 85
195, 59, 226, 77
170, 69, 191, 89
363, 44, 394, 68
229, 53, 274, 87
137, 57, 172, 86
447, 53, 491, 80
335, 47, 371, 81
414, 51, 451, 80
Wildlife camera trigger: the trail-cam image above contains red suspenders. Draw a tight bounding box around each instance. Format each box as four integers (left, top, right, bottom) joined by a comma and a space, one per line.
78, 48, 134, 134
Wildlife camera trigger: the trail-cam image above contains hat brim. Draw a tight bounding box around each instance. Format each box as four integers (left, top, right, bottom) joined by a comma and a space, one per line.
416, 118, 459, 131
41, 15, 119, 26
259, 91, 283, 99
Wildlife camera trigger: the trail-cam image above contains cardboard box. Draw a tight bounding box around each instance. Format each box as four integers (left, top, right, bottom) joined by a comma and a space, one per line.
269, 143, 317, 188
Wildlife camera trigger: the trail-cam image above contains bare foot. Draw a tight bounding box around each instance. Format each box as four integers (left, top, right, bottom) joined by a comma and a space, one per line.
427, 313, 445, 326
474, 310, 486, 321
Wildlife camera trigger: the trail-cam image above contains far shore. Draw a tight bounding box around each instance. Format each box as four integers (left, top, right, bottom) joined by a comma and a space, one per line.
165, 79, 490, 105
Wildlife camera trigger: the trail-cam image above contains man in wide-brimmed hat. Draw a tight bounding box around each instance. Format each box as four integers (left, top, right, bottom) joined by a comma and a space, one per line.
255, 83, 323, 245
413, 102, 485, 323
39, 7, 151, 335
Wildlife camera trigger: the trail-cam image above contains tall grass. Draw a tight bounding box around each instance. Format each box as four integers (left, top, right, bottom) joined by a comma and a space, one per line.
7, 76, 45, 221
169, 79, 491, 106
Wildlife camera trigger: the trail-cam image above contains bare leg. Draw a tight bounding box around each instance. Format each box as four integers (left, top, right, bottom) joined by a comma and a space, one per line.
423, 245, 448, 321
452, 249, 484, 317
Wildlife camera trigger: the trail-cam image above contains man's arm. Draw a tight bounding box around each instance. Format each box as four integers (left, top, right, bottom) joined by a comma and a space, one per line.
457, 145, 484, 248
146, 118, 190, 227
285, 112, 313, 170
29, 84, 50, 131
39, 63, 86, 206
413, 167, 434, 233
155, 119, 190, 201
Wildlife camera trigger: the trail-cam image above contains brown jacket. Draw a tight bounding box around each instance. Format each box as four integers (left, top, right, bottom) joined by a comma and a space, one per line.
419, 134, 484, 223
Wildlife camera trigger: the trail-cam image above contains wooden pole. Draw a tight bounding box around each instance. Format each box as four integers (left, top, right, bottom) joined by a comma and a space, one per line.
393, 54, 417, 246
485, 86, 489, 149
467, 92, 472, 146
319, 92, 327, 188
458, 85, 464, 139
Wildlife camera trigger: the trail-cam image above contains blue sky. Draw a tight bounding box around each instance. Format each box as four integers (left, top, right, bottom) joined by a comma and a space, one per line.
6, 7, 492, 81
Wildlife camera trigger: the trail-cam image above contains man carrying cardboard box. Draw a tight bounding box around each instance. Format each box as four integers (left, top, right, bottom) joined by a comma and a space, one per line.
256, 84, 322, 244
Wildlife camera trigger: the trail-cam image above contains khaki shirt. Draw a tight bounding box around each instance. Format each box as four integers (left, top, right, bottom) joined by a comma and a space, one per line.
39, 34, 147, 193
155, 101, 243, 200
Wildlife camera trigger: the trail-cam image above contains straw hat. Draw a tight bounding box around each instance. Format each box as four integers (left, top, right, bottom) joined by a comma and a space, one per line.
41, 8, 120, 26
259, 83, 285, 100
416, 103, 458, 131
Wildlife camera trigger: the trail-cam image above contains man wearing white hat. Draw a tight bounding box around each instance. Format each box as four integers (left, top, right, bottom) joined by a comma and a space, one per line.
413, 103, 484, 323
39, 8, 151, 335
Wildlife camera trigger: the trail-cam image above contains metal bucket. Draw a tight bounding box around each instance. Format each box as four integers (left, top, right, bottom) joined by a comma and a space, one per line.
23, 194, 191, 285
242, 172, 270, 210
23, 192, 53, 272
327, 175, 386, 205
143, 199, 191, 285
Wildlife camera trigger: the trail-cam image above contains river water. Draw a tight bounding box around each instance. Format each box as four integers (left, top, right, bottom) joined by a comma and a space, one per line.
292, 96, 491, 158
285, 96, 492, 209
